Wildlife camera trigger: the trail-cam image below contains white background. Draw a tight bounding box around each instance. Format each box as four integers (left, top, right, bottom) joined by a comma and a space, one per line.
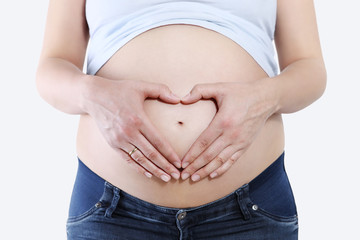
0, 1, 359, 239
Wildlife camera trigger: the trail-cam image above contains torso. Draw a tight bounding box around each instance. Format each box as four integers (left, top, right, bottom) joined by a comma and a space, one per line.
76, 24, 284, 208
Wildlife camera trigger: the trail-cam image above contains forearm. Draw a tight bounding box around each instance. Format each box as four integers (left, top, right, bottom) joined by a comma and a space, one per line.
268, 58, 327, 114
36, 57, 93, 115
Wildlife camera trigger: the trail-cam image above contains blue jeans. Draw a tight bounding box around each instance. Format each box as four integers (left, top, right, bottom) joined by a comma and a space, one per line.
66, 152, 298, 239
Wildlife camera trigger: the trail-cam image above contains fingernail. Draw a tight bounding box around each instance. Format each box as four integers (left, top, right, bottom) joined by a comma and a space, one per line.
161, 175, 171, 182
174, 162, 182, 169
210, 172, 218, 178
182, 173, 190, 180
191, 174, 200, 182
145, 172, 152, 178
182, 162, 189, 168
171, 172, 180, 180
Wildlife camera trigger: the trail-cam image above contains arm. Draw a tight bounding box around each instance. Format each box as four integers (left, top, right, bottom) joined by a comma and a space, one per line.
36, 0, 182, 182
36, 0, 90, 115
270, 0, 327, 114
180, 0, 327, 181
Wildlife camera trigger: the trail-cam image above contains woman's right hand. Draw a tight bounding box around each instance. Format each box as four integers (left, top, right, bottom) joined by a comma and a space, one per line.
82, 76, 182, 182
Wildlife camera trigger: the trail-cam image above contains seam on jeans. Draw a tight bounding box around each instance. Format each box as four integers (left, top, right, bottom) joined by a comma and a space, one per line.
176, 212, 183, 240
67, 205, 100, 223
115, 209, 172, 224
236, 188, 251, 220
247, 202, 298, 223
105, 187, 120, 218
67, 181, 108, 223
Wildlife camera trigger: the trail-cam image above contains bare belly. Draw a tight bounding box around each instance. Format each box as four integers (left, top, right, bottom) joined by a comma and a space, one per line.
76, 24, 284, 208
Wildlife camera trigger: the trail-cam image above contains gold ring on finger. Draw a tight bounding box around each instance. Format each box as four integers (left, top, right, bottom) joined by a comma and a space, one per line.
128, 147, 138, 156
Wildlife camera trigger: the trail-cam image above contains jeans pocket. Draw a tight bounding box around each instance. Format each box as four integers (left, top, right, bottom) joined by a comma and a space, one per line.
67, 200, 104, 224
66, 180, 106, 224
247, 198, 298, 223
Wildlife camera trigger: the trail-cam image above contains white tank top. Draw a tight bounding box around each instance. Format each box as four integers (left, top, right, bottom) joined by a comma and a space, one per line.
85, 0, 278, 77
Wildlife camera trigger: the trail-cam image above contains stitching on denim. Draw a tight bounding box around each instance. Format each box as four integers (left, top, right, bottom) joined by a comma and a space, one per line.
248, 201, 298, 223
236, 187, 251, 220
67, 206, 99, 223
105, 186, 120, 218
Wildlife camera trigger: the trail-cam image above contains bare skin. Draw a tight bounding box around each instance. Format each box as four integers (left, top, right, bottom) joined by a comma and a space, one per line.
76, 24, 285, 207
36, 0, 326, 208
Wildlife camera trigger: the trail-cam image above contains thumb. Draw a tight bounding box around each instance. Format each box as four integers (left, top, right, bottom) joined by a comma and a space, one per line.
143, 82, 181, 104
181, 84, 217, 104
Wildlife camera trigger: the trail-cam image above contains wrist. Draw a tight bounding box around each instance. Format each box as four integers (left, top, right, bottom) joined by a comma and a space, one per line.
257, 77, 282, 116
79, 74, 100, 115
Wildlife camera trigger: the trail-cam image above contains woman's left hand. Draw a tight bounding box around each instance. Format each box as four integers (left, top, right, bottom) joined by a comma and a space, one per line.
180, 79, 279, 181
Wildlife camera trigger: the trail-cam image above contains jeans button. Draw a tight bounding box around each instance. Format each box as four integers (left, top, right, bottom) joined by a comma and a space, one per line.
177, 211, 187, 220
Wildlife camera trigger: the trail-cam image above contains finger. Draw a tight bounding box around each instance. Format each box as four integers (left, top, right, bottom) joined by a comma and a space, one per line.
181, 83, 220, 104
116, 141, 172, 181
133, 133, 181, 180
181, 136, 229, 180
181, 113, 224, 168
210, 150, 244, 178
190, 146, 237, 181
127, 143, 174, 182
141, 82, 180, 104
140, 115, 182, 168
112, 147, 153, 179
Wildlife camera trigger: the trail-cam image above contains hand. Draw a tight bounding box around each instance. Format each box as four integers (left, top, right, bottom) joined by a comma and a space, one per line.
180, 79, 279, 181
82, 76, 182, 182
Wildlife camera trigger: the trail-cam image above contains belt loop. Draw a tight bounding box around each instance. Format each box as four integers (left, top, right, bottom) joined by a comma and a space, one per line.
235, 184, 251, 221
105, 185, 121, 218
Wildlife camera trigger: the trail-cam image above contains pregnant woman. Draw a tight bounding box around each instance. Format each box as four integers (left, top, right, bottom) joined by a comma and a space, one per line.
36, 0, 326, 239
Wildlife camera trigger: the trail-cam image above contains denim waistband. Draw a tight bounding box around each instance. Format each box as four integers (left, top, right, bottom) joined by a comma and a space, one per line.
70, 151, 294, 226
99, 182, 248, 224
